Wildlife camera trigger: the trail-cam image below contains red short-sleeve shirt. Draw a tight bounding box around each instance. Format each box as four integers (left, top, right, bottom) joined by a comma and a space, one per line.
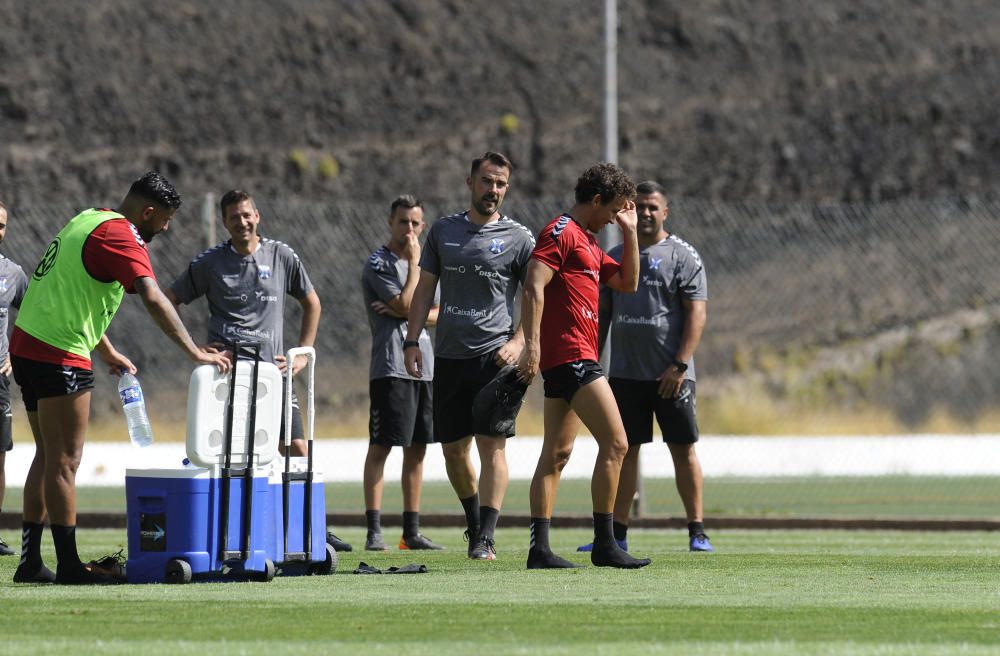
531, 214, 619, 372
10, 215, 155, 369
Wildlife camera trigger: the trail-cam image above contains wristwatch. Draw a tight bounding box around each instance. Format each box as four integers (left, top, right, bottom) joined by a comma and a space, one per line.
671, 359, 688, 373
402, 340, 420, 350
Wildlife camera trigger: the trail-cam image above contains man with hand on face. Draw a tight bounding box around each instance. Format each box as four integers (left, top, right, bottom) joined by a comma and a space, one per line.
11, 172, 230, 584
404, 152, 535, 561
577, 180, 712, 554
166, 190, 352, 553
516, 163, 651, 570
361, 195, 442, 551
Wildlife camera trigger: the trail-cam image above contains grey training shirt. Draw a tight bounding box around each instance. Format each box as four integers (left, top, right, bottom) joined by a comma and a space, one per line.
170, 238, 313, 363
362, 245, 436, 381
420, 212, 535, 358
0, 255, 28, 360
603, 234, 707, 381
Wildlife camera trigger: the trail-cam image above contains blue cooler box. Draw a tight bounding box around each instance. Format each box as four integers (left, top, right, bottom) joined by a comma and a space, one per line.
267, 471, 335, 575
126, 468, 275, 583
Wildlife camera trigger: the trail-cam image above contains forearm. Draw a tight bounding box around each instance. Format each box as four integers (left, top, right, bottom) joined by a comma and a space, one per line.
405, 273, 436, 341
425, 306, 439, 327
136, 279, 201, 360
298, 292, 321, 348
520, 282, 545, 350
675, 301, 707, 362
617, 229, 640, 292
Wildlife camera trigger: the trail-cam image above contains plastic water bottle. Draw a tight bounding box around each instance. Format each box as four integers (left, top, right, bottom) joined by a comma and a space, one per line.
118, 372, 153, 447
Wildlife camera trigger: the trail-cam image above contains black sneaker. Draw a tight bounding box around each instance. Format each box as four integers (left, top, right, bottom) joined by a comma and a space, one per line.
469, 535, 496, 561
0, 536, 14, 556
88, 549, 127, 581
591, 539, 651, 569
55, 563, 123, 585
526, 547, 579, 569
326, 532, 353, 552
13, 562, 56, 584
463, 529, 478, 558
399, 533, 444, 550
365, 531, 387, 551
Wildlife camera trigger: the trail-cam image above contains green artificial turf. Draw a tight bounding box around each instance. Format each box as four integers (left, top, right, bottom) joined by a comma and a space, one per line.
5, 476, 1000, 519
1, 529, 998, 655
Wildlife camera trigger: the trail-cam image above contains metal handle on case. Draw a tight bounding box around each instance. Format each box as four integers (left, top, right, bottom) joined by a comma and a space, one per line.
284, 346, 316, 448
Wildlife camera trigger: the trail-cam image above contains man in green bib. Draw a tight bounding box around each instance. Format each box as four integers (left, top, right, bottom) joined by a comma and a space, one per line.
10, 172, 231, 585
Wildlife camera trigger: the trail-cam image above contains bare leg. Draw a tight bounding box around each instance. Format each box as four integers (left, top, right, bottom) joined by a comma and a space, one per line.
38, 392, 90, 527
668, 442, 704, 523
22, 411, 47, 523
401, 443, 427, 512
363, 444, 391, 511
442, 436, 476, 499
529, 397, 579, 518
279, 438, 308, 458
569, 378, 628, 514
613, 444, 642, 524
475, 435, 508, 510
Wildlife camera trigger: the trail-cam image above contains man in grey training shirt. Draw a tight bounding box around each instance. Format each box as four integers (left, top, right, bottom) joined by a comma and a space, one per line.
0, 201, 28, 556
578, 181, 714, 553
167, 189, 352, 553
361, 195, 442, 551
404, 152, 535, 561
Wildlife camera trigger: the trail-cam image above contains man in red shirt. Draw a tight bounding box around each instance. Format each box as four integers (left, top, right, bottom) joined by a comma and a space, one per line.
10, 172, 230, 585
516, 163, 651, 569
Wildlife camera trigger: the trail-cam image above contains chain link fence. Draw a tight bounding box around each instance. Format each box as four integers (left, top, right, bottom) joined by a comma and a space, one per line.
5, 193, 999, 428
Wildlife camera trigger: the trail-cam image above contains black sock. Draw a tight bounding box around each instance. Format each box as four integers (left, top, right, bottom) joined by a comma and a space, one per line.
50, 525, 81, 570
402, 511, 419, 538
479, 506, 500, 540
688, 521, 705, 537
365, 509, 381, 534
613, 521, 629, 542
20, 521, 45, 567
460, 494, 480, 537
593, 512, 614, 543
529, 517, 551, 552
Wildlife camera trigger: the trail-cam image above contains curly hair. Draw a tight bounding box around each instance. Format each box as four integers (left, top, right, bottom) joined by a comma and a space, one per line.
129, 171, 182, 210
574, 163, 636, 205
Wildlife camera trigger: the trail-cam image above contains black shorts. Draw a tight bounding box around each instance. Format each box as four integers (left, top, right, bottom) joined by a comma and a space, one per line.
369, 377, 434, 448
281, 377, 305, 443
542, 360, 604, 403
609, 378, 699, 445
433, 351, 510, 442
12, 355, 95, 412
0, 375, 12, 452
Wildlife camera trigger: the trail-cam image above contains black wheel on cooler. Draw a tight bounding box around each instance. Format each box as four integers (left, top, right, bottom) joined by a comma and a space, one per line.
310, 543, 338, 576
165, 559, 192, 584
252, 558, 276, 582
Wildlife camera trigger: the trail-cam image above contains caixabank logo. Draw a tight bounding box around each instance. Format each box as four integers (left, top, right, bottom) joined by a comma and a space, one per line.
33, 238, 60, 280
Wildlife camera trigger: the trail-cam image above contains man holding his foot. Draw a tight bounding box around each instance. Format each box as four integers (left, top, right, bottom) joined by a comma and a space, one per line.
0, 201, 28, 558
577, 181, 713, 554
361, 195, 442, 552
10, 172, 231, 584
405, 152, 535, 561
516, 163, 651, 569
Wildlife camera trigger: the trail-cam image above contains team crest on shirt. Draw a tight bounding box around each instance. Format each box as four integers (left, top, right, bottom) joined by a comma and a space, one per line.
258, 264, 272, 280
489, 238, 505, 254
648, 256, 662, 271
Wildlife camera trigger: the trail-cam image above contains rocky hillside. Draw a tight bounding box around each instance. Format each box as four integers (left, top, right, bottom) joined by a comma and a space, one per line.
1, 0, 997, 206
